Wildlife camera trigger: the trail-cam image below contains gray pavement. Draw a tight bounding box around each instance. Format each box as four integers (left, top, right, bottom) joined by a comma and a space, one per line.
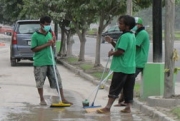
0, 35, 152, 121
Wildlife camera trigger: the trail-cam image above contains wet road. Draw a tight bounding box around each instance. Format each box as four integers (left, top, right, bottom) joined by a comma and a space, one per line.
0, 36, 152, 121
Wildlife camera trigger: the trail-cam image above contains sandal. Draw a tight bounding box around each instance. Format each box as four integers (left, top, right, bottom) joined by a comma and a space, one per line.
96, 108, 110, 114
62, 100, 73, 105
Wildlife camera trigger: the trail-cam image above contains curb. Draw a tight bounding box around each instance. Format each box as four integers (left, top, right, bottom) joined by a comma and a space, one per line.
57, 59, 175, 121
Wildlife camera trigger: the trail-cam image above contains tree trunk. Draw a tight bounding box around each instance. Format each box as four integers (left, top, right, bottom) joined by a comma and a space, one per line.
94, 14, 111, 67
164, 0, 175, 98
58, 26, 67, 57
66, 31, 74, 56
126, 0, 133, 15
94, 27, 102, 67
76, 28, 86, 61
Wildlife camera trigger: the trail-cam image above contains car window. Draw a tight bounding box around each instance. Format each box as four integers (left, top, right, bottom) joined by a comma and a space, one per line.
114, 26, 120, 31
18, 23, 40, 34
107, 26, 120, 32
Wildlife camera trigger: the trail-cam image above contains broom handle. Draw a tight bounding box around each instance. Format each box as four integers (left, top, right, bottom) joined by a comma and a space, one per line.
86, 56, 110, 100
50, 46, 62, 102
91, 71, 113, 106
100, 56, 110, 81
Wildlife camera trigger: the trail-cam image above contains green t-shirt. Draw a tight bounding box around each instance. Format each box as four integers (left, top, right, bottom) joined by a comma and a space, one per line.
110, 32, 136, 74
135, 29, 149, 68
31, 31, 54, 66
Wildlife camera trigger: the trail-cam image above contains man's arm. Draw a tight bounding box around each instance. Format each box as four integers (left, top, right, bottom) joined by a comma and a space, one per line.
110, 41, 116, 47
108, 48, 124, 57
31, 40, 54, 52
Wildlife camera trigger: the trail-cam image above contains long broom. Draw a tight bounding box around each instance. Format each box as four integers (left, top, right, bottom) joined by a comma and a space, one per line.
49, 46, 71, 107
83, 71, 113, 112
82, 56, 113, 112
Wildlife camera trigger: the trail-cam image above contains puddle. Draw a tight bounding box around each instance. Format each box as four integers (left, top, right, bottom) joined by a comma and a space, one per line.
0, 94, 152, 121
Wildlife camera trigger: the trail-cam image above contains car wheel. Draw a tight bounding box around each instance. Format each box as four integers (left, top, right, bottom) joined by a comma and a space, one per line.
11, 59, 17, 66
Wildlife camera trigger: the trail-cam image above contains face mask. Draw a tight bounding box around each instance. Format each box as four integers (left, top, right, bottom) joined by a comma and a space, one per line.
43, 25, 51, 32
131, 25, 138, 32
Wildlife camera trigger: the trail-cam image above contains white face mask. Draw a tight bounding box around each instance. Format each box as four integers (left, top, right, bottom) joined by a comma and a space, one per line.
131, 25, 138, 32
43, 25, 51, 32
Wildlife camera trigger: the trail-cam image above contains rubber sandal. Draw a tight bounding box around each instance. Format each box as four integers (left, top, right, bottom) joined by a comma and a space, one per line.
96, 108, 110, 114
62, 101, 73, 105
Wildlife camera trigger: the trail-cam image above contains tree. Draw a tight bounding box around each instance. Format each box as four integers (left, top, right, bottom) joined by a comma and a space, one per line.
91, 0, 152, 67
89, 0, 126, 67
0, 0, 24, 24
127, 0, 133, 15
164, 0, 176, 98
57, 0, 97, 61
20, 0, 76, 57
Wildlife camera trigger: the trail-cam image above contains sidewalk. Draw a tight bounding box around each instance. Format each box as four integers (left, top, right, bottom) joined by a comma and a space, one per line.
58, 57, 179, 121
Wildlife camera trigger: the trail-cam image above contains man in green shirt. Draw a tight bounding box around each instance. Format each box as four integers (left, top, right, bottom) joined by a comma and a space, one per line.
96, 15, 136, 113
114, 17, 150, 106
31, 16, 72, 105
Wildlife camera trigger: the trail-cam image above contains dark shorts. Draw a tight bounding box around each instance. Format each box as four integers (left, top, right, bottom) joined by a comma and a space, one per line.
34, 65, 62, 89
108, 72, 135, 103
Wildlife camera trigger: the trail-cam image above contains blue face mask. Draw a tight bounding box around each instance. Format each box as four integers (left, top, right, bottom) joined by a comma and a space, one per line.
131, 26, 138, 32
43, 25, 51, 32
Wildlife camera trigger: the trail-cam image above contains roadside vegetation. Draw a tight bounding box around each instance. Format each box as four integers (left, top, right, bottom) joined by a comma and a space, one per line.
171, 107, 180, 119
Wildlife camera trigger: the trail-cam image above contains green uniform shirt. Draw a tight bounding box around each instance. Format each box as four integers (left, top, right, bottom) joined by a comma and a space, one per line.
31, 31, 53, 66
110, 32, 136, 74
135, 29, 149, 68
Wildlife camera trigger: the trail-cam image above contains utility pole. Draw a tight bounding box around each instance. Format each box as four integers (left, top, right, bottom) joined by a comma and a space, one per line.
54, 23, 58, 40
126, 0, 133, 15
153, 0, 162, 62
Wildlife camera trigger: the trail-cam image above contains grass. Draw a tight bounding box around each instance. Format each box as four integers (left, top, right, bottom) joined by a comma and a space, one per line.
66, 57, 78, 63
92, 72, 113, 80
171, 107, 180, 119
161, 31, 180, 40
80, 63, 93, 70
134, 83, 141, 97
86, 28, 97, 36
175, 33, 180, 40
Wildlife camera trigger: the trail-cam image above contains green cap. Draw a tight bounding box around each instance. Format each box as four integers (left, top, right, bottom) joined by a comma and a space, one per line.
135, 17, 143, 24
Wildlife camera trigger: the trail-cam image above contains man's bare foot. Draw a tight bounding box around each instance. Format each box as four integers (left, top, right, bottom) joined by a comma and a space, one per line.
114, 102, 127, 107
96, 108, 110, 114
40, 100, 47, 105
120, 107, 131, 113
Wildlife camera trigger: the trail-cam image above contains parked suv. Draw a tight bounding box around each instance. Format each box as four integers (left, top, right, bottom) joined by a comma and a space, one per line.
10, 20, 56, 66
101, 25, 122, 43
